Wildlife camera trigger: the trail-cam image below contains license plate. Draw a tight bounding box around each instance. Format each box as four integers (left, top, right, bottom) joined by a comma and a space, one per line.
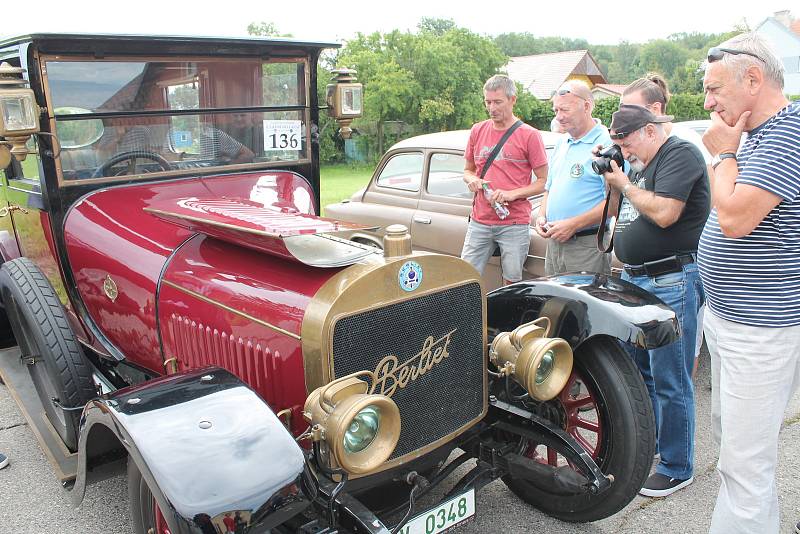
395, 488, 476, 534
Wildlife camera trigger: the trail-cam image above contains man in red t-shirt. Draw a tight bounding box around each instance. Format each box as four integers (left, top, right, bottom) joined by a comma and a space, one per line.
462, 75, 549, 284
223, 512, 236, 533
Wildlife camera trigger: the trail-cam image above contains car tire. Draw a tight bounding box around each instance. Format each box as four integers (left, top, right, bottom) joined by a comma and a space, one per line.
128, 456, 171, 534
0, 258, 95, 451
502, 335, 655, 522
0, 306, 16, 348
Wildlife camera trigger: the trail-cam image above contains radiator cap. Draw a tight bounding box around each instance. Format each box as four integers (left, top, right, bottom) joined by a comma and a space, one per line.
384, 224, 412, 258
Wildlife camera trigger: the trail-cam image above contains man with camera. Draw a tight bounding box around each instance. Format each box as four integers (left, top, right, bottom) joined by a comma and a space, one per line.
535, 81, 610, 275
602, 104, 709, 497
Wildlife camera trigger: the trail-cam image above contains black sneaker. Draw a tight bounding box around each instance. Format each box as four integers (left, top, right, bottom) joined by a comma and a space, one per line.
638, 473, 693, 497
0, 453, 8, 470
794, 521, 799, 534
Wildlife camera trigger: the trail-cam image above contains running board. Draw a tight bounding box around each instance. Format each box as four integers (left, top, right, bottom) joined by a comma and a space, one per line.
0, 346, 77, 482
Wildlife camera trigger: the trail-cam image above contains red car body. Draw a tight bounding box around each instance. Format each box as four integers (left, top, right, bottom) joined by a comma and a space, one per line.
0, 33, 678, 534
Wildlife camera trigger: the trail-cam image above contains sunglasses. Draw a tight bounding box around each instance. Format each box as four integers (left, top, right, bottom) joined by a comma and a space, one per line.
707, 46, 764, 64
555, 88, 588, 102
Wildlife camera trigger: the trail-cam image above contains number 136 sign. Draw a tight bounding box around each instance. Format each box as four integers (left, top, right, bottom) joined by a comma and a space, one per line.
263, 120, 302, 151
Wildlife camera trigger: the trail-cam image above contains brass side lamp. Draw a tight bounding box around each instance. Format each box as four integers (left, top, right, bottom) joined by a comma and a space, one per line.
326, 68, 363, 139
0, 62, 40, 163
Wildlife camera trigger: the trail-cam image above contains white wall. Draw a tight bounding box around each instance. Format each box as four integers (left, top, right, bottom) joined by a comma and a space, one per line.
756, 19, 800, 95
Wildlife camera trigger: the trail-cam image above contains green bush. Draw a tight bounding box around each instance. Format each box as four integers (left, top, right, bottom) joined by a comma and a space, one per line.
593, 97, 620, 127
667, 93, 708, 121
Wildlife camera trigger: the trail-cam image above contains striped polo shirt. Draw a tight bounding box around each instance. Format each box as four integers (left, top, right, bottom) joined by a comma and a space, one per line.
697, 101, 800, 327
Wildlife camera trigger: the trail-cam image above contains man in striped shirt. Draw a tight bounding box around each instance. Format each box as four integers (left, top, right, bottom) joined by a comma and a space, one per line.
699, 32, 800, 534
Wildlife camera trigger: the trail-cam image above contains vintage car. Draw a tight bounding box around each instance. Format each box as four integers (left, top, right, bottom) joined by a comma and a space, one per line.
325, 123, 711, 289
0, 33, 678, 534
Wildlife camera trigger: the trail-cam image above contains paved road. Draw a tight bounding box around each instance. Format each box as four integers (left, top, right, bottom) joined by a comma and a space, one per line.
1, 347, 799, 534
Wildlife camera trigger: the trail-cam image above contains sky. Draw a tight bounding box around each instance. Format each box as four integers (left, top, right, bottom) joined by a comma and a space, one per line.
1, 1, 796, 46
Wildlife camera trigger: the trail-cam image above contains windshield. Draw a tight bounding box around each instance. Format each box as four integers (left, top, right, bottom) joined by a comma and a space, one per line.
44, 58, 309, 181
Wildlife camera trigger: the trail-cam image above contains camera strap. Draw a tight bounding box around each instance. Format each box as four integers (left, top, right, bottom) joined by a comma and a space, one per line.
479, 119, 523, 179
596, 189, 622, 253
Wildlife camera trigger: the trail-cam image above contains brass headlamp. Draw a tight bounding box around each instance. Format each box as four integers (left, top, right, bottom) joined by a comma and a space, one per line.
304, 371, 400, 475
489, 318, 573, 401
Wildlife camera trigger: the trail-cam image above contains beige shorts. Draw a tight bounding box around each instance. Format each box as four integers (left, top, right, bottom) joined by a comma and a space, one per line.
544, 234, 610, 276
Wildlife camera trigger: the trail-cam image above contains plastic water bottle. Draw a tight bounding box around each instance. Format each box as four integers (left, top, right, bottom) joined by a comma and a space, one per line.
482, 183, 510, 220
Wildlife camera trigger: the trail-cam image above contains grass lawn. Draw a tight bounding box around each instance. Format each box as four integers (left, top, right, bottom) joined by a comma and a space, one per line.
320, 164, 374, 216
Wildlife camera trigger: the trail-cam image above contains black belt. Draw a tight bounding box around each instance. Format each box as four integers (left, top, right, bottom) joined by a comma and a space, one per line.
574, 227, 600, 238
624, 253, 696, 277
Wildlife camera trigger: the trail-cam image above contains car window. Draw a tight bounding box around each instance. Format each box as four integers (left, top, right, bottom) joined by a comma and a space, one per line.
375, 152, 423, 192
427, 152, 469, 198
44, 58, 309, 181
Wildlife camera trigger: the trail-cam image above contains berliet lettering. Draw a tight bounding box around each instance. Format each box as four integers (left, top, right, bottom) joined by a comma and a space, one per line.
372, 329, 457, 397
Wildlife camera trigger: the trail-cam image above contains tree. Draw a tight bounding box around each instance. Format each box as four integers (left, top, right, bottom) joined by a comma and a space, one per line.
639, 40, 689, 82
417, 17, 456, 35
364, 60, 419, 154
494, 33, 591, 57
247, 22, 292, 38
335, 21, 506, 160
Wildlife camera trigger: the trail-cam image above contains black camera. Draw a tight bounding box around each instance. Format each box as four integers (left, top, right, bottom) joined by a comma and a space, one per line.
591, 144, 625, 175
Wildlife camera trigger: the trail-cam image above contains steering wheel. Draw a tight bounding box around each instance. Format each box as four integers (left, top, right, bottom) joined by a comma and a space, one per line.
92, 150, 173, 178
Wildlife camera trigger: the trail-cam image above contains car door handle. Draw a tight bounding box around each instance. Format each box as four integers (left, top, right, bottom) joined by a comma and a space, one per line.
413, 216, 431, 224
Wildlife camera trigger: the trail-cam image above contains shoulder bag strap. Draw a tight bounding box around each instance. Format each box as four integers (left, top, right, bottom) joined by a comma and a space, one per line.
479, 119, 523, 179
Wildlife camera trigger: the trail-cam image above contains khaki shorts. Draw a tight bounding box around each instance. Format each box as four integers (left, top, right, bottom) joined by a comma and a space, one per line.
545, 234, 610, 276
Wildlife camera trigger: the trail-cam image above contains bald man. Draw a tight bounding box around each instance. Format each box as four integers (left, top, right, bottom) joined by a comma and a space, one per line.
535, 80, 611, 275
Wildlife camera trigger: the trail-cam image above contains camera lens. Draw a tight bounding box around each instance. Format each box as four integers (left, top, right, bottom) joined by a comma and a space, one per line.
592, 158, 610, 175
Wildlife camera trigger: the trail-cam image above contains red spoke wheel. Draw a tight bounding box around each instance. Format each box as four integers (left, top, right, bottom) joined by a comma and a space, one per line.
502, 336, 655, 522
128, 457, 172, 534
521, 368, 603, 468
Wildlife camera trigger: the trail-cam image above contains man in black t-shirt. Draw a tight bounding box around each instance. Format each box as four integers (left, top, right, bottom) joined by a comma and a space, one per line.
601, 104, 710, 498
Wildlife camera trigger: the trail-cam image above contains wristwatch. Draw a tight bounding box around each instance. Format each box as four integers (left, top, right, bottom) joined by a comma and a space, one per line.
711, 152, 737, 170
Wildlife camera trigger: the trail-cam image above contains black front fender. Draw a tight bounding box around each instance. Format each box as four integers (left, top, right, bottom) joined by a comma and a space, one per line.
487, 273, 678, 350
72, 367, 307, 533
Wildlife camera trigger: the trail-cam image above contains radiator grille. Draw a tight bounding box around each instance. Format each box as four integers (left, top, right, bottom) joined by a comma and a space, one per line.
331, 282, 485, 459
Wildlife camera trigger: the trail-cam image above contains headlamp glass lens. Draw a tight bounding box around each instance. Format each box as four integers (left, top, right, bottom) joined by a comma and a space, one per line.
535, 350, 556, 385
343, 405, 381, 453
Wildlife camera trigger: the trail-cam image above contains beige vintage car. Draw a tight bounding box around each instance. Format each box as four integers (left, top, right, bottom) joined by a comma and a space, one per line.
326, 123, 710, 290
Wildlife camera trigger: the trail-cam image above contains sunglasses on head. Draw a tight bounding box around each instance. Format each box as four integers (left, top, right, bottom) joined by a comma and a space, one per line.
707, 46, 764, 64
555, 88, 588, 101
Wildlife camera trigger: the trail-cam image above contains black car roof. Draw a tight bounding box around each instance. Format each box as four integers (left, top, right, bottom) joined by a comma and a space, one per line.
0, 33, 340, 55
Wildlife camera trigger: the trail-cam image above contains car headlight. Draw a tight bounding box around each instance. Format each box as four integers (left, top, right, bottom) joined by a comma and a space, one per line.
490, 320, 573, 401
304, 373, 400, 475
343, 405, 380, 453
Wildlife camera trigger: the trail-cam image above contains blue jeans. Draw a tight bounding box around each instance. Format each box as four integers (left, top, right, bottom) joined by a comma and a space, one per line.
622, 263, 704, 480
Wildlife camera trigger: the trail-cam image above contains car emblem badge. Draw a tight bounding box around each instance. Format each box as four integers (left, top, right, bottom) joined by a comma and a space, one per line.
570, 163, 584, 178
103, 274, 118, 302
398, 261, 422, 292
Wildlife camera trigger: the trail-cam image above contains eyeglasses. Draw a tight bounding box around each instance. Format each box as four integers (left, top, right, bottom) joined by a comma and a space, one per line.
707, 46, 764, 64
555, 88, 588, 102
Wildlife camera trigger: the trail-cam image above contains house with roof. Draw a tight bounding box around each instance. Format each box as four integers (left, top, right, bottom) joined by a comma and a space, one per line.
754, 10, 800, 94
591, 83, 629, 100
505, 50, 608, 100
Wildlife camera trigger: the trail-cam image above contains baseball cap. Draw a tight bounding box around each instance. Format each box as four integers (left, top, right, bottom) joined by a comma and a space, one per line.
610, 104, 673, 139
